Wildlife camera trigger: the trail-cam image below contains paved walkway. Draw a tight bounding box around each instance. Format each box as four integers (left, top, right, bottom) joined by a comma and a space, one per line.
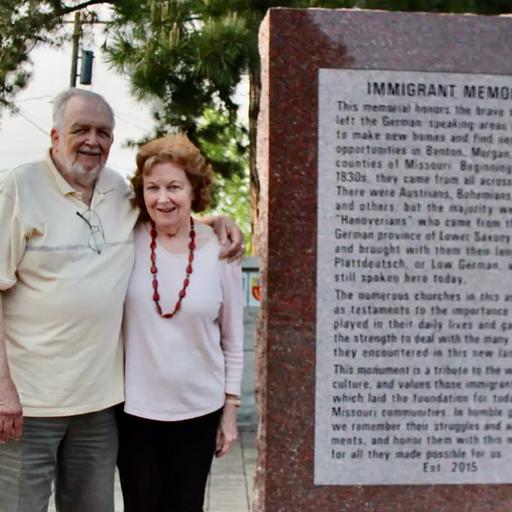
49, 426, 257, 511
205, 426, 257, 512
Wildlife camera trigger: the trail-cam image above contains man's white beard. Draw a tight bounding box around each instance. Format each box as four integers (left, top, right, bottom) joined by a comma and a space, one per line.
71, 161, 103, 185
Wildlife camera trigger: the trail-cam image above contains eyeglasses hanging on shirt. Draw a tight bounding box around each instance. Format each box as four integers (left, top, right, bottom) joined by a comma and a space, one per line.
76, 209, 105, 254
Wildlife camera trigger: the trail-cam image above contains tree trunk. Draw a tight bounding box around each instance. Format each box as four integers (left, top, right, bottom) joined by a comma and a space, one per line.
248, 64, 261, 254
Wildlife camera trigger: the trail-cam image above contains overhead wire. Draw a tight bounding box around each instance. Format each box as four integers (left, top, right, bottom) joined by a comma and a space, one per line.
12, 95, 53, 103
13, 109, 49, 136
114, 111, 153, 132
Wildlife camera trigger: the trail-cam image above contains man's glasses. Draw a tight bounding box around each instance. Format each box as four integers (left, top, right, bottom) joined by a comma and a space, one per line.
76, 209, 105, 254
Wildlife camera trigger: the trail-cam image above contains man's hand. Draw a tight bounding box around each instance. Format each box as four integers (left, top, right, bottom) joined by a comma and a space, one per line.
0, 376, 22, 443
207, 215, 245, 262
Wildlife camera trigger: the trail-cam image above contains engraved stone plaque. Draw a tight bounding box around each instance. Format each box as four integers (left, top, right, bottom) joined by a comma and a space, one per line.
315, 69, 512, 485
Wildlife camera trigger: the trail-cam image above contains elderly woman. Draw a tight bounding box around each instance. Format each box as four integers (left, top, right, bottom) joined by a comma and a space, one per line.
117, 133, 244, 512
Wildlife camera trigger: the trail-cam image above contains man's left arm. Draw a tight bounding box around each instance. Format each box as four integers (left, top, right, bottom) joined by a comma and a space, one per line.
199, 215, 245, 261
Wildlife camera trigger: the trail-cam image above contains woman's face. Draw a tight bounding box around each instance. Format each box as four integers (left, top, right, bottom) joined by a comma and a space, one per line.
143, 161, 194, 232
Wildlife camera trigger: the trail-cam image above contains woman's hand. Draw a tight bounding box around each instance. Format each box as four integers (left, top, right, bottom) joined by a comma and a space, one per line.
215, 402, 238, 458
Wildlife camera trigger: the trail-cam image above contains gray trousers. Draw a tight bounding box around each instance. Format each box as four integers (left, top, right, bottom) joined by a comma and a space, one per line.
0, 407, 118, 512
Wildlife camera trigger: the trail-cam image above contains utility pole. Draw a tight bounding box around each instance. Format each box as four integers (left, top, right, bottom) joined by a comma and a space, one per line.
70, 11, 81, 87
69, 11, 95, 86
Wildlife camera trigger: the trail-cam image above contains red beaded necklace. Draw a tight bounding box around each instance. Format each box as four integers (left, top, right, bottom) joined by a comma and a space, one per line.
150, 217, 196, 318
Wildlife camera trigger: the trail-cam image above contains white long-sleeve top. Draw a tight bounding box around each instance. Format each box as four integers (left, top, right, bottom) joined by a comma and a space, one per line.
123, 223, 244, 421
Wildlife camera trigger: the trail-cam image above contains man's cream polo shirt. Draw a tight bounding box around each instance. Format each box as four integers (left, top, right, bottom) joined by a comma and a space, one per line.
0, 151, 138, 416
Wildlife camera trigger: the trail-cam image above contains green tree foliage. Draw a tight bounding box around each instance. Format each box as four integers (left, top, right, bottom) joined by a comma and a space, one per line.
104, 1, 257, 245
0, 1, 110, 110
104, 1, 348, 243
104, 1, 254, 165
0, 0, 510, 246
103, 0, 511, 247
198, 108, 251, 251
353, 0, 510, 13
0, 0, 58, 110
1, 0, 507, 110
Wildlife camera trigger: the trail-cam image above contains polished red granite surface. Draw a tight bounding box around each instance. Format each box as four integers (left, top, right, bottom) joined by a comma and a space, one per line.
255, 8, 512, 512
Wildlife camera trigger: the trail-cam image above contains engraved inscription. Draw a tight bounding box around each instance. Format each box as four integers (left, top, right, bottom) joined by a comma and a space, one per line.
316, 69, 512, 486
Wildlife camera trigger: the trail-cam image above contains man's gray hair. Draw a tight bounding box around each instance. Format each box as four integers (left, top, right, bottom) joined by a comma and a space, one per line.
52, 88, 115, 131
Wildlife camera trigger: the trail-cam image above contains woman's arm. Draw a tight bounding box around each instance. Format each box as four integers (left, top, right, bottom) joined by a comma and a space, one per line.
215, 260, 244, 457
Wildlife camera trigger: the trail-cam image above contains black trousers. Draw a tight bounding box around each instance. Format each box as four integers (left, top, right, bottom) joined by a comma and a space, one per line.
117, 407, 222, 512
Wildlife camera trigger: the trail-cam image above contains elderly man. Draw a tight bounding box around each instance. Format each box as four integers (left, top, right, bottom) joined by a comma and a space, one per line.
0, 88, 243, 512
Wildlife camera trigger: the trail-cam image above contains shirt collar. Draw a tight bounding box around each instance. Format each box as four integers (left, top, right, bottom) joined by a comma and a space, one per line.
44, 149, 75, 196
44, 149, 117, 200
